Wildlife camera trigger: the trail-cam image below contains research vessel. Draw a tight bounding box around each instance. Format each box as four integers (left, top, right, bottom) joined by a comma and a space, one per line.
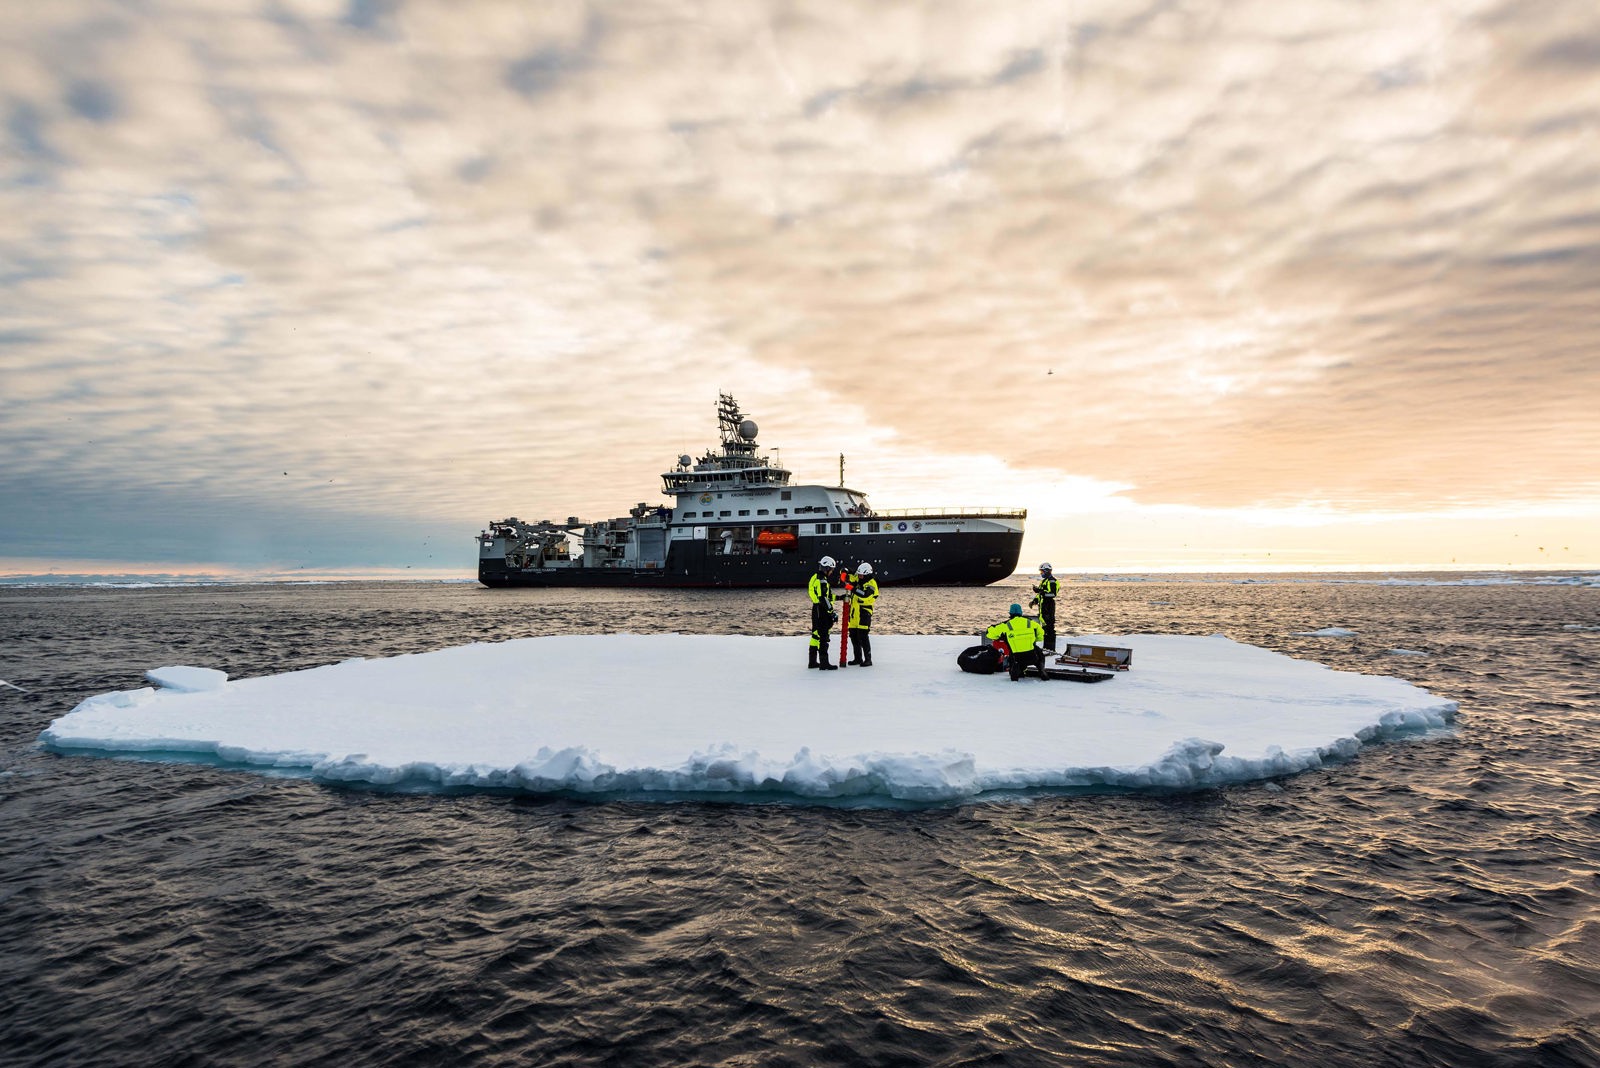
478, 394, 1025, 588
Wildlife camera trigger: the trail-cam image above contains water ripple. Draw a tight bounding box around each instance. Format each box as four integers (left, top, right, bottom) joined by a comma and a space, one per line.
2, 580, 1598, 1066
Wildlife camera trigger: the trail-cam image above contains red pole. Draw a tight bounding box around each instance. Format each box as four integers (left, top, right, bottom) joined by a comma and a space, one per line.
839, 578, 852, 667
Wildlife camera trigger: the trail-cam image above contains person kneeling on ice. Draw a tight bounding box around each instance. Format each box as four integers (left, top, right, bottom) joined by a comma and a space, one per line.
987, 603, 1046, 681
846, 561, 878, 666
808, 556, 840, 670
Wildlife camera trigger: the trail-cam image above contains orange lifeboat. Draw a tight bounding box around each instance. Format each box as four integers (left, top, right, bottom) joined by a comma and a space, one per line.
756, 530, 798, 549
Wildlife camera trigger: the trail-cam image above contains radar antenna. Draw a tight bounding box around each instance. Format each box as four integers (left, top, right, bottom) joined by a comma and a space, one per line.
716, 392, 759, 461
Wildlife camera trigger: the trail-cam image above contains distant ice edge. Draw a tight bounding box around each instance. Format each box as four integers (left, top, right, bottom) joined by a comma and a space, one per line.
44, 707, 1456, 802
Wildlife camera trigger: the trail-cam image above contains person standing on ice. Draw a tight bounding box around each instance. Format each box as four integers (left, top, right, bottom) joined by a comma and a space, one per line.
847, 562, 879, 666
1032, 562, 1061, 652
987, 603, 1046, 681
808, 556, 840, 670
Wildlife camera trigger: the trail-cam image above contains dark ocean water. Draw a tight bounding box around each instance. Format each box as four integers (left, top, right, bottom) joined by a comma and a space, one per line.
2, 575, 1598, 1067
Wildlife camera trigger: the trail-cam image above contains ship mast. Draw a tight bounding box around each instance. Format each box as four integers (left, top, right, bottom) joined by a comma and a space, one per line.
658, 393, 791, 494
717, 392, 757, 464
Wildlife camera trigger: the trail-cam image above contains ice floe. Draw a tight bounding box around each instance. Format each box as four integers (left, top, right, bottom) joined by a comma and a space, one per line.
41, 634, 1457, 803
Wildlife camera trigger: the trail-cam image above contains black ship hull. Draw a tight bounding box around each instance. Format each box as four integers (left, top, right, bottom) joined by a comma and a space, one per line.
479, 529, 1022, 589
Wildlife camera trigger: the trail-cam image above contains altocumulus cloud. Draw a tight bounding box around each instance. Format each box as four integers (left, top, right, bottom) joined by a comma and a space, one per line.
1, 0, 1597, 569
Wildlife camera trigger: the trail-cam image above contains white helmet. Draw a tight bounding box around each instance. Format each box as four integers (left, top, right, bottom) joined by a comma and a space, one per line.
857, 562, 873, 575
1039, 562, 1053, 571
819, 555, 837, 568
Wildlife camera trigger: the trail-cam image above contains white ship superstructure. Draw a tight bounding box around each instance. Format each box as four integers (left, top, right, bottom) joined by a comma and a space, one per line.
479, 394, 1024, 588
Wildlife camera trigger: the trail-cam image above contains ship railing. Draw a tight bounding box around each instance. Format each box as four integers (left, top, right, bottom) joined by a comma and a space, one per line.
867, 507, 1028, 520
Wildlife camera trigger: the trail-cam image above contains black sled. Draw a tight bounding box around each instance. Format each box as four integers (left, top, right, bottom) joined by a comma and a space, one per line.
957, 644, 1001, 674
957, 642, 1115, 682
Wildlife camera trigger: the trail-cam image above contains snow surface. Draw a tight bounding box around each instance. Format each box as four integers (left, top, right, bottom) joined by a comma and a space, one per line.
40, 634, 1457, 803
143, 666, 227, 693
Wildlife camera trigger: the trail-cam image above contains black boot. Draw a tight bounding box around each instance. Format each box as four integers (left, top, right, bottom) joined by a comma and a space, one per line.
860, 633, 872, 666
808, 647, 819, 669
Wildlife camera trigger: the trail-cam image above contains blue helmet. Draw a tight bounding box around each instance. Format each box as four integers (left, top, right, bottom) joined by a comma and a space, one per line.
1009, 603, 1023, 616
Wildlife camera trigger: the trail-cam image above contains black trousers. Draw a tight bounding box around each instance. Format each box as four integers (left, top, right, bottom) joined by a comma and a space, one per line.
849, 607, 873, 662
811, 602, 833, 652
1008, 647, 1045, 680
1039, 598, 1056, 650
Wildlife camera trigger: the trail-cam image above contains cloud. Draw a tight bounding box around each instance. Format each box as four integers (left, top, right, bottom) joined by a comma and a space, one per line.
1, 0, 1597, 571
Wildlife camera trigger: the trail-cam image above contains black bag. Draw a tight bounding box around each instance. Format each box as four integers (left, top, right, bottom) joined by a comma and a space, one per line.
957, 644, 1000, 675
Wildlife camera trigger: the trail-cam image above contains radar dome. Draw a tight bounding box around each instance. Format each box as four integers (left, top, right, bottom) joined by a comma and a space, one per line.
678, 454, 692, 466
738, 419, 758, 440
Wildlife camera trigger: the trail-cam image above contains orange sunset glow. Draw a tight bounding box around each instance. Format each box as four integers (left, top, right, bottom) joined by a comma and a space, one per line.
2, 0, 1596, 578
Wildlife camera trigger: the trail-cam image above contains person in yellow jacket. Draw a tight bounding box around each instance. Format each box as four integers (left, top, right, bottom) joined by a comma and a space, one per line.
1032, 562, 1061, 652
986, 603, 1046, 681
846, 561, 879, 666
808, 556, 839, 670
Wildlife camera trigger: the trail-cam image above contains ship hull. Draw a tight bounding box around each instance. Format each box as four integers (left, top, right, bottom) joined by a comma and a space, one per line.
479, 529, 1021, 588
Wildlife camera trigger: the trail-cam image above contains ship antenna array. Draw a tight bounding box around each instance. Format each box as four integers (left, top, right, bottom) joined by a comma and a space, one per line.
716, 391, 758, 461
717, 392, 741, 445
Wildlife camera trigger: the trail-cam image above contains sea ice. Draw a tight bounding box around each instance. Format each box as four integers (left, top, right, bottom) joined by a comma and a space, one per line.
144, 666, 228, 692
40, 634, 1457, 803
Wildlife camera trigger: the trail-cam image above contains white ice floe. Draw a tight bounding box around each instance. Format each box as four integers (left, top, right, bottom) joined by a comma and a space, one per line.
1296, 627, 1359, 637
1385, 649, 1429, 657
40, 634, 1457, 803
143, 666, 228, 692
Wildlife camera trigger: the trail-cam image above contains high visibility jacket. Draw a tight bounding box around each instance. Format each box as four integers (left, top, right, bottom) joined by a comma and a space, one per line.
986, 615, 1043, 654
1034, 576, 1059, 600
849, 577, 878, 628
808, 572, 832, 605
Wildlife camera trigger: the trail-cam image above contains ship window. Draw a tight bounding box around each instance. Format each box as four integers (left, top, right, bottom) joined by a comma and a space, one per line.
776, 508, 788, 515
869, 522, 879, 532
738, 510, 750, 516
831, 523, 841, 534
757, 509, 769, 515
720, 510, 731, 517
781, 491, 792, 500
683, 511, 696, 518
815, 524, 827, 534
849, 523, 860, 533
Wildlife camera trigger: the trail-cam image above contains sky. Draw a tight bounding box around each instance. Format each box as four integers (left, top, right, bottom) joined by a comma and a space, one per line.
3, 0, 1598, 580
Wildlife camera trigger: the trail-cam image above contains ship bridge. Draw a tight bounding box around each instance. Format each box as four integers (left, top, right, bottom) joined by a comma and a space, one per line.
660, 393, 793, 494
479, 391, 1024, 588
